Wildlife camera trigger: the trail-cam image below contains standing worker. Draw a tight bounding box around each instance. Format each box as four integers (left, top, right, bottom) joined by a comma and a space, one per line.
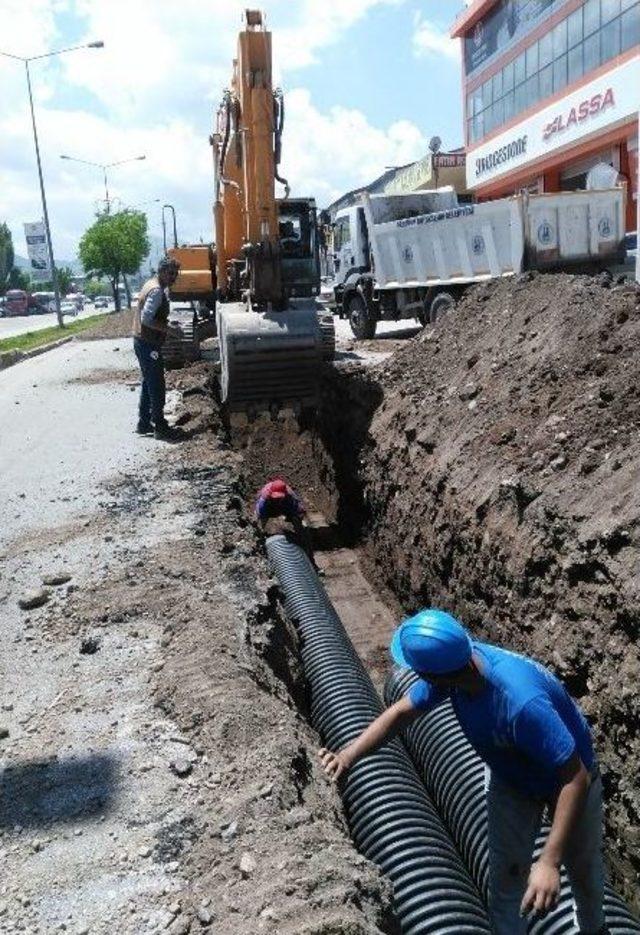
319, 609, 608, 935
132, 256, 181, 440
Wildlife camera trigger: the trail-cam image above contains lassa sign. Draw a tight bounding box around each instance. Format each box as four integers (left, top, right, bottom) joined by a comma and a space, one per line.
543, 88, 615, 141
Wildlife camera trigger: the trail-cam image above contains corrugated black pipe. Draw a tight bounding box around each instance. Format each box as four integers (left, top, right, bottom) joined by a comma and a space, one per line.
266, 535, 491, 934
385, 667, 640, 934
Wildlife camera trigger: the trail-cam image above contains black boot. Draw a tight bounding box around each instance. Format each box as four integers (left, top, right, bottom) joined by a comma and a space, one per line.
154, 421, 182, 441
136, 420, 153, 435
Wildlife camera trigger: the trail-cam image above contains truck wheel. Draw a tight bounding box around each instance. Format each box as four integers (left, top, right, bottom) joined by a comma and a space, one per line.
429, 291, 455, 324
348, 294, 377, 340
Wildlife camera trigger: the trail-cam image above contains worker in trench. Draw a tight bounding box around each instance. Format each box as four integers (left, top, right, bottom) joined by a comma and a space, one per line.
255, 478, 319, 571
319, 610, 608, 935
132, 256, 182, 441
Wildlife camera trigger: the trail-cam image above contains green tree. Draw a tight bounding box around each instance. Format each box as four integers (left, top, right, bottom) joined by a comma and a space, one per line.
84, 277, 111, 298
7, 267, 30, 291
0, 222, 15, 293
36, 266, 75, 296
78, 210, 149, 311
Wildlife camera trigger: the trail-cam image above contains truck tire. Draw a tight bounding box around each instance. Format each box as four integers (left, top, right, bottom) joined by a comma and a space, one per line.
429, 291, 455, 324
348, 294, 376, 340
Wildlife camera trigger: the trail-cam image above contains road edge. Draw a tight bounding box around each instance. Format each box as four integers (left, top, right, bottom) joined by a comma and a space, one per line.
0, 336, 74, 372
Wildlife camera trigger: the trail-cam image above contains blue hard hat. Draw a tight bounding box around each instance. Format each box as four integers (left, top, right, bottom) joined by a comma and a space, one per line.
390, 609, 472, 675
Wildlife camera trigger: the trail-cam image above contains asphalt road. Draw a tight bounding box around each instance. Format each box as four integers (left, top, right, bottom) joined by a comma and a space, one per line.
0, 338, 150, 546
0, 302, 115, 340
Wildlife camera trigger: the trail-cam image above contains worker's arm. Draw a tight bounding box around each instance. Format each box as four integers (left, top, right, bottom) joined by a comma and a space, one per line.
514, 694, 592, 917
318, 695, 420, 781
141, 287, 167, 332
521, 752, 590, 916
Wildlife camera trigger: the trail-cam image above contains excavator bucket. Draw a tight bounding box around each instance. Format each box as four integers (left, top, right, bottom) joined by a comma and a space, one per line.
217, 300, 322, 414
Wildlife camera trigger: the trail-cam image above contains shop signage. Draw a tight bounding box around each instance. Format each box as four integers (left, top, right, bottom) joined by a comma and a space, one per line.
23, 220, 50, 281
543, 88, 615, 141
433, 153, 466, 168
464, 0, 557, 76
466, 56, 640, 188
475, 136, 528, 177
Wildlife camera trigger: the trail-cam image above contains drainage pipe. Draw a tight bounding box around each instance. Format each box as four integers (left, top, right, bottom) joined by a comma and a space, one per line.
385, 667, 640, 934
266, 535, 490, 934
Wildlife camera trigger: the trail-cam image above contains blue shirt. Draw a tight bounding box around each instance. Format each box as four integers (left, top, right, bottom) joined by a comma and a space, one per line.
408, 641, 594, 799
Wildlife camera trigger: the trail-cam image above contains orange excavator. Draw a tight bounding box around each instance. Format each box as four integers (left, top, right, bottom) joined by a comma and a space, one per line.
212, 9, 332, 415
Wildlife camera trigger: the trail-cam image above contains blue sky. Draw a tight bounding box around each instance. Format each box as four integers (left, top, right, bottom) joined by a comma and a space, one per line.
1, 0, 467, 261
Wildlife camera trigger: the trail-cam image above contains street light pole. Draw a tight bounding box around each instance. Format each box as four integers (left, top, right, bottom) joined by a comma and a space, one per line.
0, 41, 104, 327
60, 155, 146, 214
24, 59, 62, 326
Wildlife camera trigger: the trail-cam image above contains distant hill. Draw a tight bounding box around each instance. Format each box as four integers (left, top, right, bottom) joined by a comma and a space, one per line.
14, 254, 83, 275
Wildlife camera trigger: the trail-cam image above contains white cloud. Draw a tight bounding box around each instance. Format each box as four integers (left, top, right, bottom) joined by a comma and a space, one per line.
412, 12, 459, 61
283, 89, 426, 205
1, 0, 429, 262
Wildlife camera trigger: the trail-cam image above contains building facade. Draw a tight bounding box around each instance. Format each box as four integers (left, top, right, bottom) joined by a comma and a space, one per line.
452, 0, 640, 231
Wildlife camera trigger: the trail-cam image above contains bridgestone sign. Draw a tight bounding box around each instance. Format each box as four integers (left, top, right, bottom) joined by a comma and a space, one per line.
475, 136, 528, 178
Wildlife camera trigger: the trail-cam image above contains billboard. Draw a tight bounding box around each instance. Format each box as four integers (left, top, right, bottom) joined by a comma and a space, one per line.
465, 0, 558, 76
23, 220, 50, 281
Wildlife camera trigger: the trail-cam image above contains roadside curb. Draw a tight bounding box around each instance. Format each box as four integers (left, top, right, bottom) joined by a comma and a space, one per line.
0, 336, 74, 373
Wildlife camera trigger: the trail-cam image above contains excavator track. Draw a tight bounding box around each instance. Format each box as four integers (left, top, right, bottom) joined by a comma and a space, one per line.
218, 300, 322, 414
163, 307, 200, 369
317, 311, 336, 361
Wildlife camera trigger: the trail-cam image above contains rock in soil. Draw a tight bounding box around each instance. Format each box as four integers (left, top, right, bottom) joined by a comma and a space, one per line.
18, 589, 49, 610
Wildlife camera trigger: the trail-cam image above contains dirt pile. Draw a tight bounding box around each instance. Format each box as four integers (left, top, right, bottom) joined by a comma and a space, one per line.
324, 272, 640, 906
79, 308, 133, 340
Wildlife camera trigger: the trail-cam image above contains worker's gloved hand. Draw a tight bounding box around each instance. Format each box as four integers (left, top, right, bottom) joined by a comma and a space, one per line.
318, 747, 353, 782
520, 857, 560, 918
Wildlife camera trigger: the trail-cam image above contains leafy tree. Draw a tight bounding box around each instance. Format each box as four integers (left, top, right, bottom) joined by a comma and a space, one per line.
0, 222, 14, 292
36, 266, 75, 296
78, 210, 149, 310
84, 277, 111, 298
7, 267, 30, 291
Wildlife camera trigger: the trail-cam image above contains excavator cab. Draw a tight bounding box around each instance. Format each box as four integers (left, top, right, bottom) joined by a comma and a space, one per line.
278, 198, 321, 300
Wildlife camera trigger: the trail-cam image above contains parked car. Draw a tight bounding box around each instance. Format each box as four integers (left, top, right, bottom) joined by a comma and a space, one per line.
60, 301, 78, 317
94, 296, 109, 309
0, 296, 6, 317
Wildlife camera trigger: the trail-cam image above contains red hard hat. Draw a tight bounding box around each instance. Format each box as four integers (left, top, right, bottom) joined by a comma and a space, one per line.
264, 478, 288, 499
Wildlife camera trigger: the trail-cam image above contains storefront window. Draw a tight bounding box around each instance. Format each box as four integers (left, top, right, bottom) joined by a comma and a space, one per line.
553, 52, 568, 91
600, 16, 621, 57
467, 0, 640, 144
567, 7, 583, 47
621, 3, 640, 46
502, 60, 514, 92
526, 41, 539, 76
583, 0, 601, 35
539, 32, 554, 67
539, 62, 554, 97
553, 18, 568, 56
601, 0, 621, 22
567, 42, 584, 81
583, 31, 601, 70
514, 51, 526, 85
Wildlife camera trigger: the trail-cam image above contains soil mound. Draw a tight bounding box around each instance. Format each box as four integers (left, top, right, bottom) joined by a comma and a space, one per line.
337, 271, 640, 904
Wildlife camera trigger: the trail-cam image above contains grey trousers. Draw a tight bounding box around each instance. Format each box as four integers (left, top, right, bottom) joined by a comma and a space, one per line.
487, 771, 606, 935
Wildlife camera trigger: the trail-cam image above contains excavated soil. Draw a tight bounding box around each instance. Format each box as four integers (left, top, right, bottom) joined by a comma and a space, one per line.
79, 309, 133, 341
312, 271, 640, 908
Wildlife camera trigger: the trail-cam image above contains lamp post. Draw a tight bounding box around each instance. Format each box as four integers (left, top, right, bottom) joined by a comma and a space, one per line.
60, 154, 146, 214
161, 204, 178, 252
0, 41, 104, 327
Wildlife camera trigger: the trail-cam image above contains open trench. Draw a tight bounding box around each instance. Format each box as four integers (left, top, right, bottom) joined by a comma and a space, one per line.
228, 353, 640, 933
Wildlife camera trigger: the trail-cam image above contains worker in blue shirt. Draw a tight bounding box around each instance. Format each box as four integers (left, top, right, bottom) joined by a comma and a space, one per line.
318, 609, 608, 935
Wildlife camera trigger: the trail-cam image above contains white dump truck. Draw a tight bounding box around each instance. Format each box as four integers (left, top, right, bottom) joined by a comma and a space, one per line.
330, 186, 626, 338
